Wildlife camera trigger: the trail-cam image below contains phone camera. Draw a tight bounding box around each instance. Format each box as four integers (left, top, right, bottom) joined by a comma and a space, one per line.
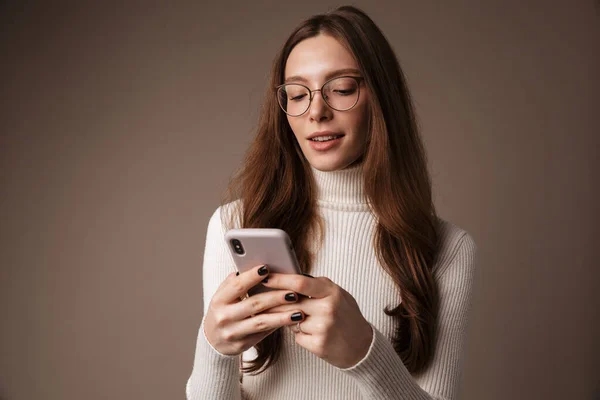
231, 239, 245, 255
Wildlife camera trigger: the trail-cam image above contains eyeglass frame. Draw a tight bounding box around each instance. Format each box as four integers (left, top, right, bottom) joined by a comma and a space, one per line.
275, 75, 364, 117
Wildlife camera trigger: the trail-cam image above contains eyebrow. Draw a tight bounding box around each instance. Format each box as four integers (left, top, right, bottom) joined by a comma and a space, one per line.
284, 68, 362, 84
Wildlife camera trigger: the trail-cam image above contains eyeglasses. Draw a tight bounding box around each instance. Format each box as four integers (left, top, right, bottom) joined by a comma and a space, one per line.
276, 76, 363, 117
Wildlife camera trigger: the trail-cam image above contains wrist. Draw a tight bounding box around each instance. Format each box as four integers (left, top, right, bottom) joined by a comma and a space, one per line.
341, 321, 374, 369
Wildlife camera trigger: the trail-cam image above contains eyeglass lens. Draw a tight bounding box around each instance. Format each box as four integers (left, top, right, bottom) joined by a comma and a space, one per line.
277, 77, 359, 116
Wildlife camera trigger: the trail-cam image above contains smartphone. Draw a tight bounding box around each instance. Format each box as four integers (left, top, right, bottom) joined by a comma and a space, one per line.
224, 228, 301, 296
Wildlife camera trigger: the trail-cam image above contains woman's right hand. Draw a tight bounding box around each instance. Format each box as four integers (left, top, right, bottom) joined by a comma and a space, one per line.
203, 264, 305, 356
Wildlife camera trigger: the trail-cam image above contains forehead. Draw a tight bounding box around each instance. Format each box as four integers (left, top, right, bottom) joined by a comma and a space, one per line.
284, 34, 358, 83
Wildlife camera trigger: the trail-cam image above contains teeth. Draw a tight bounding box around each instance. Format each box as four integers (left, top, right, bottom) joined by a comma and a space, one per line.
311, 135, 340, 142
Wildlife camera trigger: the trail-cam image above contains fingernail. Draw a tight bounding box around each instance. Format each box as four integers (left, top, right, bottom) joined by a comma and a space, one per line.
262, 277, 269, 283
291, 312, 303, 321
236, 271, 240, 276
258, 265, 269, 276
285, 293, 297, 302
302, 273, 314, 278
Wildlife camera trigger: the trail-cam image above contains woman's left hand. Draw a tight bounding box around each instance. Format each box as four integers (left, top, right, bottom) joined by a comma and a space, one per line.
261, 273, 373, 369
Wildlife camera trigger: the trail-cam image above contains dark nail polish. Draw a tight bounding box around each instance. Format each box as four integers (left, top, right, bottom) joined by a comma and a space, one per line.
258, 265, 268, 276
262, 277, 269, 283
236, 271, 240, 276
285, 293, 297, 302
291, 312, 303, 321
302, 273, 314, 278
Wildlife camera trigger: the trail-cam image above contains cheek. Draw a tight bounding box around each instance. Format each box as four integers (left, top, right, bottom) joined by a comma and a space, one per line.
351, 91, 370, 132
348, 105, 370, 141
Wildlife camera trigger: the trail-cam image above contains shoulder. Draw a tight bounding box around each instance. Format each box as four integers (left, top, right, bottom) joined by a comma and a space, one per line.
206, 199, 244, 235
432, 217, 478, 277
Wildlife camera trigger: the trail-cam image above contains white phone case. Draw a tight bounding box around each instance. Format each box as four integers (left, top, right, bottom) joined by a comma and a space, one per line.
224, 228, 302, 296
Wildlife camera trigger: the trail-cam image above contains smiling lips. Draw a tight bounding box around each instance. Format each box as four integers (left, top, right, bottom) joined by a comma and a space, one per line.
307, 131, 344, 141
307, 132, 344, 151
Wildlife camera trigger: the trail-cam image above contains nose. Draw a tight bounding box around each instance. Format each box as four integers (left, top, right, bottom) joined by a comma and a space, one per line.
308, 91, 332, 122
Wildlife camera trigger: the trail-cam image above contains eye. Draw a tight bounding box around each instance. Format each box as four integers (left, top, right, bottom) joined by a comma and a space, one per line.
333, 88, 356, 96
290, 94, 307, 101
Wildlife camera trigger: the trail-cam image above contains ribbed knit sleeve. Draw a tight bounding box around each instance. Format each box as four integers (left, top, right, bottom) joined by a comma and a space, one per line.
186, 206, 243, 400
336, 232, 478, 400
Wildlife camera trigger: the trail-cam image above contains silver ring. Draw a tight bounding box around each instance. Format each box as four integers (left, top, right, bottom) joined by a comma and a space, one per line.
239, 292, 249, 302
294, 322, 304, 334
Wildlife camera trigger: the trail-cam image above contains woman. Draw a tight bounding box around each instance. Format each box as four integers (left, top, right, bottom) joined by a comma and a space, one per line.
187, 5, 477, 400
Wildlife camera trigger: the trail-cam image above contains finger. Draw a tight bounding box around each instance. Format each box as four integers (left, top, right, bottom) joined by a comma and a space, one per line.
228, 290, 300, 320
260, 297, 318, 316
214, 264, 270, 304
229, 310, 305, 340
242, 327, 278, 346
261, 272, 331, 299
289, 315, 320, 335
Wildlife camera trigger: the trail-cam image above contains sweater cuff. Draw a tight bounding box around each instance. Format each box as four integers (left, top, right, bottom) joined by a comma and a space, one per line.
200, 315, 241, 360
186, 315, 240, 399
336, 324, 430, 399
337, 323, 376, 371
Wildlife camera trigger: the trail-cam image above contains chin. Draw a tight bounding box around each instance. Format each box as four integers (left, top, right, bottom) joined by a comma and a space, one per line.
306, 155, 357, 172
311, 164, 340, 172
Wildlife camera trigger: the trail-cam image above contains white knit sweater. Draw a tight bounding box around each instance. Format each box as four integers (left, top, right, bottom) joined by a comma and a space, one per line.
186, 164, 478, 400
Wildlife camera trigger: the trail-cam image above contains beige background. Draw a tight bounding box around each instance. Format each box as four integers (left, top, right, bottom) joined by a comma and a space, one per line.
1, 2, 598, 399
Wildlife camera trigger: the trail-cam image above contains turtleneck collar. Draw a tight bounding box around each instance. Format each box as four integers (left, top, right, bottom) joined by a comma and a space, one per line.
310, 163, 370, 211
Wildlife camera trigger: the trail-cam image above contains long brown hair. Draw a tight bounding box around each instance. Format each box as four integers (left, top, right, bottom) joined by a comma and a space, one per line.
221, 5, 440, 376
